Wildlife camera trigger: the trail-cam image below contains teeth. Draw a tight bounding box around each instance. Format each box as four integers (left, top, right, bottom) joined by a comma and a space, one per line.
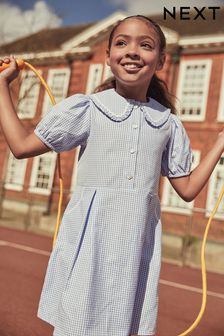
123, 64, 139, 69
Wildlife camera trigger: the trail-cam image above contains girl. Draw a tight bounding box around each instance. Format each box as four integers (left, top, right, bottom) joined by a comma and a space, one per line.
0, 15, 223, 336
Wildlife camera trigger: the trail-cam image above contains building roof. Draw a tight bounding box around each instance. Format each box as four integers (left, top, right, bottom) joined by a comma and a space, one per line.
0, 22, 95, 54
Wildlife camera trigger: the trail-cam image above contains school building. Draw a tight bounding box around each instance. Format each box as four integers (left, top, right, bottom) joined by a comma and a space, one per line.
0, 9, 224, 270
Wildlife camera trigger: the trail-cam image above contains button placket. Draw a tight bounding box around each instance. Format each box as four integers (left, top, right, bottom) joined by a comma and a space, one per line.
125, 108, 141, 186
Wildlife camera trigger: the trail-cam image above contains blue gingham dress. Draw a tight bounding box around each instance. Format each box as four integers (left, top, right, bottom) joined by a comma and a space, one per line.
35, 88, 192, 336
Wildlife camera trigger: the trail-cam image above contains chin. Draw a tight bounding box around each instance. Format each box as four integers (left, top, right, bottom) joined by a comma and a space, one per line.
118, 77, 150, 88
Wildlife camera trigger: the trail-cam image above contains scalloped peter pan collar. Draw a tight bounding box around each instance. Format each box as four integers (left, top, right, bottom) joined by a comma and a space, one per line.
89, 88, 171, 128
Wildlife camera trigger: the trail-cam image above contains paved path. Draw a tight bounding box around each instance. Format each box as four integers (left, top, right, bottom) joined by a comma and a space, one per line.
0, 226, 223, 336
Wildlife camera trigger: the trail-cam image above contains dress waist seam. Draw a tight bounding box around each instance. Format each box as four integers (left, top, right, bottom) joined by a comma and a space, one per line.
75, 184, 158, 196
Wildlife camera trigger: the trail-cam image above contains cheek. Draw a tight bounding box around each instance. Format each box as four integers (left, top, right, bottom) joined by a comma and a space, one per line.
145, 54, 161, 69
109, 49, 123, 63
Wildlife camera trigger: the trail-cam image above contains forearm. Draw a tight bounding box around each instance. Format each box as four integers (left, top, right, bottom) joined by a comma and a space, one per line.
170, 135, 224, 202
0, 79, 30, 157
186, 138, 223, 200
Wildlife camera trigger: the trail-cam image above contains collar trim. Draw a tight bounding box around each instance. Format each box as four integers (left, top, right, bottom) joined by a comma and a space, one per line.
89, 89, 171, 127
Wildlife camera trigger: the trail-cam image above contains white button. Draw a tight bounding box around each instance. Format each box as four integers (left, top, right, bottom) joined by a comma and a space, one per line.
134, 105, 139, 109
132, 124, 138, 129
130, 149, 136, 154
127, 175, 133, 180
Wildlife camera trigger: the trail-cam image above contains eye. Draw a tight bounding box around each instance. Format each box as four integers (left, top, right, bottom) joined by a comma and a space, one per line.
115, 40, 126, 46
141, 42, 153, 49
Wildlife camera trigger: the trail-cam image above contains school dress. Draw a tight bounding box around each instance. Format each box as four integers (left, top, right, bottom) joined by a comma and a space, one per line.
34, 88, 192, 336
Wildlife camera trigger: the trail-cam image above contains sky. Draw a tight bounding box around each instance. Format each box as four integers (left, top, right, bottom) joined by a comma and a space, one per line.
0, 0, 224, 44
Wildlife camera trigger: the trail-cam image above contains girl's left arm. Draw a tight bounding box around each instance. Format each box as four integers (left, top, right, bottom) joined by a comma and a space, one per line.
169, 130, 224, 202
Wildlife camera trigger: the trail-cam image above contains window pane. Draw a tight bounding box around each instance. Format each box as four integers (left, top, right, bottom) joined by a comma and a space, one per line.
42, 69, 70, 116
29, 152, 57, 195
5, 152, 27, 190
177, 60, 211, 120
17, 70, 41, 118
86, 64, 103, 94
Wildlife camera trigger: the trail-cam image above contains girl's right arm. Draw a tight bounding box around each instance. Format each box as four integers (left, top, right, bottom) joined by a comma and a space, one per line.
0, 56, 51, 159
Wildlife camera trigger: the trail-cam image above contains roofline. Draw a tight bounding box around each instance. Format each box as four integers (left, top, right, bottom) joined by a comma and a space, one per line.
61, 11, 179, 48
61, 11, 127, 50
0, 47, 91, 61
179, 34, 224, 47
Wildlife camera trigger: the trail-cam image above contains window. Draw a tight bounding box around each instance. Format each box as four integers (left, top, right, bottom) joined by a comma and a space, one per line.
17, 70, 42, 119
4, 152, 27, 191
176, 60, 212, 121
42, 68, 71, 116
86, 64, 103, 94
206, 155, 224, 219
103, 62, 113, 81
29, 152, 57, 195
217, 61, 224, 121
161, 150, 200, 214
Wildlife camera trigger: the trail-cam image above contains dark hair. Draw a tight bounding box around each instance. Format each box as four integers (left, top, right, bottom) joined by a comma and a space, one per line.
94, 15, 177, 114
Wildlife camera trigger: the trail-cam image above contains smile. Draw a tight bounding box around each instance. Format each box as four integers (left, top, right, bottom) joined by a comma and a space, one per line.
122, 63, 143, 69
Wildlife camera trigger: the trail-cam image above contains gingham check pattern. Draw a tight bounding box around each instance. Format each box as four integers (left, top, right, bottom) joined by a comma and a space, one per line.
34, 88, 192, 336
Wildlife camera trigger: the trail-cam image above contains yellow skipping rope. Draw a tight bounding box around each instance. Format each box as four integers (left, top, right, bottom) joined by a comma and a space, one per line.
0, 59, 63, 247
23, 61, 63, 248
1, 59, 224, 336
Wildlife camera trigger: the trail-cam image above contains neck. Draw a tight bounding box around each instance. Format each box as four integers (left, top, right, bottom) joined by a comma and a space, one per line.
115, 85, 148, 102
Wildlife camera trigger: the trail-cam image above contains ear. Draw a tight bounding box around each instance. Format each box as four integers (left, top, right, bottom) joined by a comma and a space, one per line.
106, 49, 110, 66
156, 53, 166, 71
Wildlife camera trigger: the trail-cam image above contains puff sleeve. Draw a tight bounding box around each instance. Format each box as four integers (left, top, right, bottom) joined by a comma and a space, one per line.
161, 115, 193, 178
34, 94, 91, 153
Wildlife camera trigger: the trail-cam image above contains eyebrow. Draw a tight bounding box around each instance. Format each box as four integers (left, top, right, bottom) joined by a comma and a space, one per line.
114, 34, 155, 43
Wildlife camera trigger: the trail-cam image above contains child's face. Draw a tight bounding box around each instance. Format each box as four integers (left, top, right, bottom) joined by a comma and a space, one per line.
107, 18, 165, 98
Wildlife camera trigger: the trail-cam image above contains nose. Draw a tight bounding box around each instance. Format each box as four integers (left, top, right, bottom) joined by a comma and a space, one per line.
126, 44, 140, 59
126, 51, 140, 59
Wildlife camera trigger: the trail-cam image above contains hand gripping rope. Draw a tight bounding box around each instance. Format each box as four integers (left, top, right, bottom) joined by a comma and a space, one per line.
1, 59, 224, 336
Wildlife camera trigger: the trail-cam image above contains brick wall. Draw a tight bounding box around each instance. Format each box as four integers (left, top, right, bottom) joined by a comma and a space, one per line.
0, 34, 224, 241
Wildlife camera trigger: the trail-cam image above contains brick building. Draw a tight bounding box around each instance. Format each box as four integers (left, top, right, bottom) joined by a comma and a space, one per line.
0, 10, 224, 258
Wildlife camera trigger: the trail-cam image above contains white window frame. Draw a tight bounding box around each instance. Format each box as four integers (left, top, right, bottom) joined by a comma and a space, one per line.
176, 59, 212, 122
42, 68, 71, 116
103, 62, 113, 81
206, 154, 224, 219
17, 70, 42, 119
161, 150, 200, 215
29, 152, 57, 195
86, 63, 103, 94
217, 61, 224, 121
4, 152, 27, 191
